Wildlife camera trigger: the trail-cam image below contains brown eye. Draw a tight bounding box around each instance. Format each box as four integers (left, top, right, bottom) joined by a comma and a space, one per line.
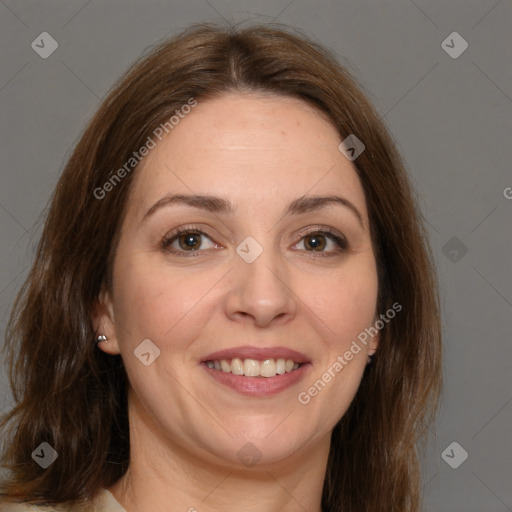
177, 232, 202, 251
162, 229, 218, 255
293, 229, 348, 254
304, 233, 327, 251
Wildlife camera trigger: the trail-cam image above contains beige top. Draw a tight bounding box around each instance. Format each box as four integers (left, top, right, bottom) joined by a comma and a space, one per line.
0, 489, 126, 512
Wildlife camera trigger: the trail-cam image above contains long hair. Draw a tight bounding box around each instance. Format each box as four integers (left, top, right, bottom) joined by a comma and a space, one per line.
0, 22, 442, 512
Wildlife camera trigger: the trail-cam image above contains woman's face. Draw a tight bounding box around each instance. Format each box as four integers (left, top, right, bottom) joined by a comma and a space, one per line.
98, 92, 379, 468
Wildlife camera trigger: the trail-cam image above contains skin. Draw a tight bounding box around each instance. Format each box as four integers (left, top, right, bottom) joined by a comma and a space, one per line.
94, 92, 379, 512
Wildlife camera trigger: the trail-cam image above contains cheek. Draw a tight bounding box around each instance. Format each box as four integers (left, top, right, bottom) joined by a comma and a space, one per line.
306, 260, 379, 347
112, 253, 222, 349
296, 266, 377, 421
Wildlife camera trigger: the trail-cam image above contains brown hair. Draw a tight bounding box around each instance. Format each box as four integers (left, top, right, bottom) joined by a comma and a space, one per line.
0, 22, 442, 512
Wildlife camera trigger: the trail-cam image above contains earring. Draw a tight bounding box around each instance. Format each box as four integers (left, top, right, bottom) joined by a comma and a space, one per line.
367, 355, 372, 365
96, 335, 107, 344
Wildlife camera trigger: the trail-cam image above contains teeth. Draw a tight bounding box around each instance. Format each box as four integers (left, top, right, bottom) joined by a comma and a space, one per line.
260, 359, 276, 377
205, 358, 302, 377
244, 359, 260, 377
276, 358, 286, 374
231, 358, 244, 375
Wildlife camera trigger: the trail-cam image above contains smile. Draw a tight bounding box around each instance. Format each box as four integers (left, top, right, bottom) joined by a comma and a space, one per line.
201, 346, 311, 397
204, 357, 302, 378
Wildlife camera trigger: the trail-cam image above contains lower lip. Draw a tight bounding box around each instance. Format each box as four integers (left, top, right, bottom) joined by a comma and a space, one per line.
201, 363, 311, 397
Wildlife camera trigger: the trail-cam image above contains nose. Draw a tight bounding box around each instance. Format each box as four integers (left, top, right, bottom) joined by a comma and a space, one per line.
225, 245, 298, 328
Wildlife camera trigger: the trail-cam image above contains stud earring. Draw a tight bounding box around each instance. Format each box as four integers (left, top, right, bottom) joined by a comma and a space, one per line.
96, 335, 107, 344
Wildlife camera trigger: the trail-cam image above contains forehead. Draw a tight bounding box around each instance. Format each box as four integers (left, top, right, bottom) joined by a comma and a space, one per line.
130, 92, 368, 220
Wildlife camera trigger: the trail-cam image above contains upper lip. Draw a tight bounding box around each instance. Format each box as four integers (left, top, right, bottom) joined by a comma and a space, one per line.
202, 345, 310, 364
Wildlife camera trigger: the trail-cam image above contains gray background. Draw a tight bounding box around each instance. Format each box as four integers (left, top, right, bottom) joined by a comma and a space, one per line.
1, 1, 511, 510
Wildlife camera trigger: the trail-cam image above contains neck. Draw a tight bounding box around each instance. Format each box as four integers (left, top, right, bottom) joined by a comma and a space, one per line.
109, 393, 330, 512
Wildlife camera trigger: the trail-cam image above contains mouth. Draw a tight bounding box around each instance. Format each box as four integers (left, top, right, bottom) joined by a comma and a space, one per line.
200, 346, 311, 396
203, 357, 303, 378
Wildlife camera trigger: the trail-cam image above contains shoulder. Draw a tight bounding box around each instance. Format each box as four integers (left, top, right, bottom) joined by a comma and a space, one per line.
0, 499, 68, 511
0, 501, 52, 511
0, 489, 125, 512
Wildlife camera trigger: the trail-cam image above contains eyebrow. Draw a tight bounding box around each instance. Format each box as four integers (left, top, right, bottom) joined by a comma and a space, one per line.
142, 193, 364, 228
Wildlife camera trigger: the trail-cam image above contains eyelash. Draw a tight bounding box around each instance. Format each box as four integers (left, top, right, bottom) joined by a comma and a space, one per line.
161, 224, 348, 258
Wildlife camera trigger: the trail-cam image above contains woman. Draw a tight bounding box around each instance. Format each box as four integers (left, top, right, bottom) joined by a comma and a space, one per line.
0, 23, 442, 512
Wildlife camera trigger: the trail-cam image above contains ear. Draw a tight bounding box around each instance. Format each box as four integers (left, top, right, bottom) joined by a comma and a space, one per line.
367, 314, 381, 357
91, 287, 121, 355
367, 332, 379, 357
